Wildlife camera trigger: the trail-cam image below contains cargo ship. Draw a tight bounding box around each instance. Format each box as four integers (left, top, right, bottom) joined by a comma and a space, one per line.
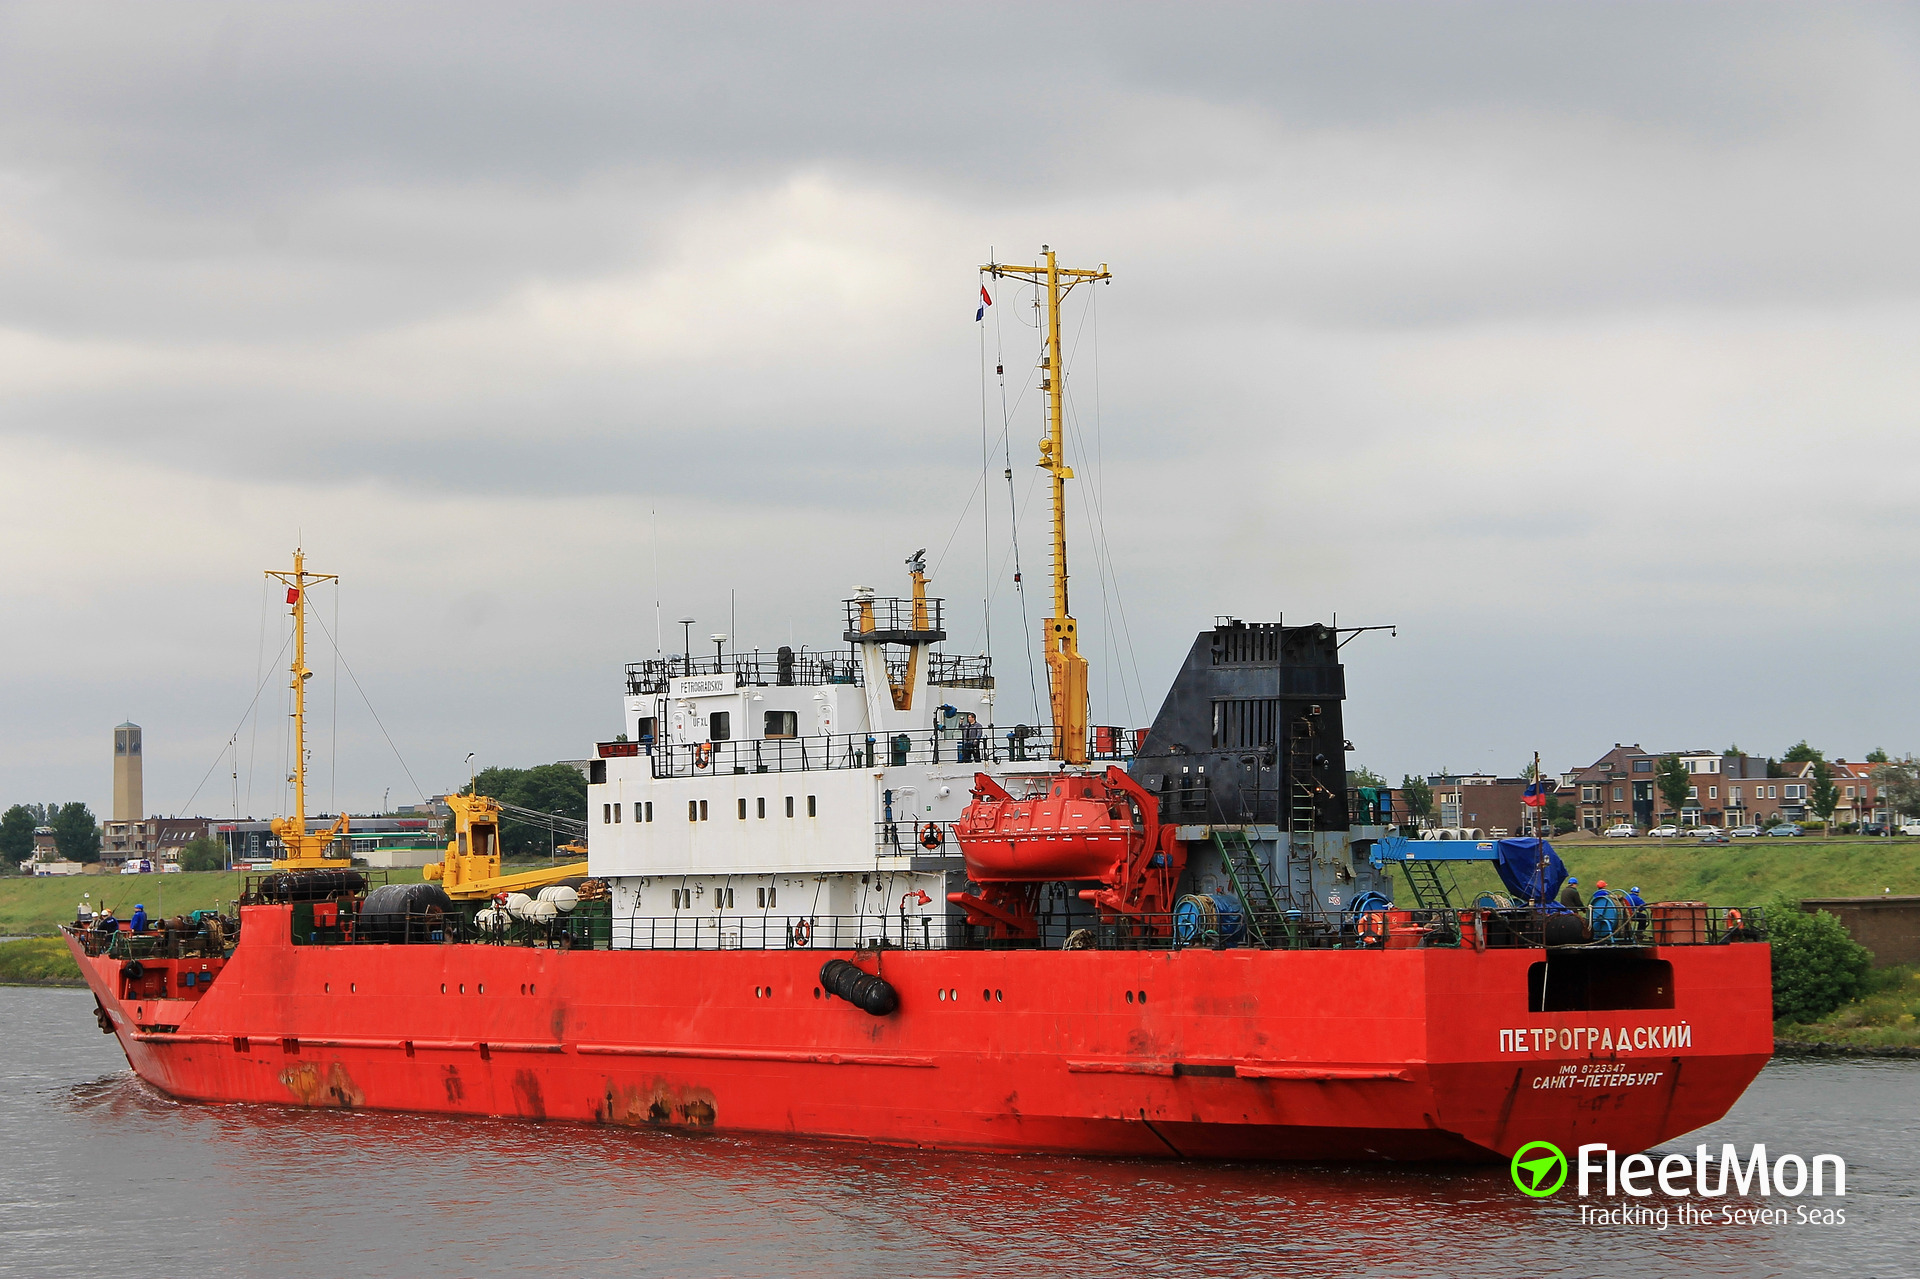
64, 250, 1773, 1161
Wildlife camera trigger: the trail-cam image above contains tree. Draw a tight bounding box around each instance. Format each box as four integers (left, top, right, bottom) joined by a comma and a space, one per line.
1347, 766, 1387, 789
1866, 747, 1890, 764
1656, 755, 1691, 818
1809, 760, 1839, 836
1871, 759, 1920, 821
1543, 792, 1575, 831
0, 805, 36, 867
1519, 760, 1542, 780
464, 763, 590, 859
179, 835, 227, 872
1782, 740, 1824, 765
1768, 899, 1873, 1023
1400, 775, 1434, 824
50, 802, 100, 862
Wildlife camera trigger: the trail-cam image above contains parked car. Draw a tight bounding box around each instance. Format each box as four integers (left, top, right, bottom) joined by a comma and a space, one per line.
1901, 822, 1920, 837
1604, 824, 1638, 838
1696, 833, 1732, 845
118, 858, 153, 874
1766, 824, 1803, 837
161, 862, 183, 873
1727, 825, 1763, 838
1686, 826, 1723, 837
1859, 823, 1890, 837
1649, 825, 1681, 838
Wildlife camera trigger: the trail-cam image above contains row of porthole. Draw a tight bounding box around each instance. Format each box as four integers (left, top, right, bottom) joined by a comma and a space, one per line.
753, 985, 774, 998
320, 981, 538, 996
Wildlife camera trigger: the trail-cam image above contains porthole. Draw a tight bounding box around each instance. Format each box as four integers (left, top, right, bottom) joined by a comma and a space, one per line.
529, 984, 536, 996
459, 983, 466, 994
441, 983, 447, 994
813, 986, 821, 999
982, 989, 991, 1001
349, 982, 357, 994
1125, 990, 1134, 1004
519, 984, 526, 995
324, 982, 331, 993
478, 984, 485, 995
995, 989, 1003, 1002
1138, 990, 1147, 1004
939, 989, 947, 1001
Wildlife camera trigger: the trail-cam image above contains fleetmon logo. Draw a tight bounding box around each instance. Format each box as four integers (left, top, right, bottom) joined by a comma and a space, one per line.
1510, 1141, 1569, 1197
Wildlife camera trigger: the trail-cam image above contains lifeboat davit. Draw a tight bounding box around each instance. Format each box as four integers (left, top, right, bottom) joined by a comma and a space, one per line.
950, 766, 1187, 940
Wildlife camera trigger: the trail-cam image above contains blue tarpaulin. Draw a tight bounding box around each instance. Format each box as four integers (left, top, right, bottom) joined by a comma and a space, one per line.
1492, 837, 1567, 906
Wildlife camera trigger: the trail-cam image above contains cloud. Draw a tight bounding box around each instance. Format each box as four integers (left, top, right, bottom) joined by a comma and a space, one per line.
3, 2, 1919, 814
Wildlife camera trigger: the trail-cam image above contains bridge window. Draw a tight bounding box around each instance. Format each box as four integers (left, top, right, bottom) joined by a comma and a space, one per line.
602, 804, 611, 824
700, 800, 709, 821
786, 796, 795, 817
710, 711, 731, 742
738, 798, 748, 820
807, 795, 817, 817
765, 711, 798, 738
757, 797, 766, 819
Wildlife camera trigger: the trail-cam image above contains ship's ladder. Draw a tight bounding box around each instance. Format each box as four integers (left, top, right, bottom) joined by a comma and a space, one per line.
1212, 828, 1286, 946
1283, 717, 1320, 913
1397, 859, 1454, 911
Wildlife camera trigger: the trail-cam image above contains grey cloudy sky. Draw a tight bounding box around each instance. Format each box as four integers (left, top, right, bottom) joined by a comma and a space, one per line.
4, 2, 1918, 818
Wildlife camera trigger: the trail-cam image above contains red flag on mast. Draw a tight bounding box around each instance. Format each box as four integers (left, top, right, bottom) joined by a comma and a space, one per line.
286, 587, 301, 605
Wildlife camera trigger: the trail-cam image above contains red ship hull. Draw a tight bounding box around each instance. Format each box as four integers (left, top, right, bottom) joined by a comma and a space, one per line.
66, 906, 1770, 1162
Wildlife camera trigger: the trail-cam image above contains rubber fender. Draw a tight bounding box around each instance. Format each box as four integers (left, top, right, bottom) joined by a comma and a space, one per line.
818, 958, 899, 1016
122, 960, 144, 981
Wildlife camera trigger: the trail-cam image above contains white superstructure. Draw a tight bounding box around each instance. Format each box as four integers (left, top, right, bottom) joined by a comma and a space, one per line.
586, 556, 1119, 950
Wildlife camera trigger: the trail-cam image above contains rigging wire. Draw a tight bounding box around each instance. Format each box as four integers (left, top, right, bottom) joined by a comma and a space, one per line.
245, 576, 267, 818
996, 272, 1042, 725
174, 627, 296, 817
309, 608, 430, 805
330, 580, 339, 814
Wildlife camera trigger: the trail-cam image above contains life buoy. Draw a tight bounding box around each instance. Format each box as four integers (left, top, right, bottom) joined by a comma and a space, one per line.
919, 822, 944, 850
693, 743, 712, 769
791, 918, 812, 947
1358, 911, 1387, 947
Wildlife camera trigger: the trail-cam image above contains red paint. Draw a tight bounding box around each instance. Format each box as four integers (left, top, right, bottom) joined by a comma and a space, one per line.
64, 906, 1771, 1162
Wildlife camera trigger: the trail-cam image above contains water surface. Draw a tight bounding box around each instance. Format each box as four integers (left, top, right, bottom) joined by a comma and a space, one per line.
1, 986, 1911, 1278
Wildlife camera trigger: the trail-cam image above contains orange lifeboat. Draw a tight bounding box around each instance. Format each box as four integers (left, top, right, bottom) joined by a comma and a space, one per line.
955, 771, 1139, 882
950, 766, 1187, 940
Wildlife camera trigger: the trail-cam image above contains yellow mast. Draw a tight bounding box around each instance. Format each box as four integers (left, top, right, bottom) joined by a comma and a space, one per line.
265, 548, 348, 867
981, 246, 1110, 764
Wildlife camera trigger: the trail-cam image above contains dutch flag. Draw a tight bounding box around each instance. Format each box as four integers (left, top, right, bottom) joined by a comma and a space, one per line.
975, 285, 992, 322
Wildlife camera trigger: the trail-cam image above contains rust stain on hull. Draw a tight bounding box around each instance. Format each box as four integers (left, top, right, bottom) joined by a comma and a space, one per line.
279, 1060, 364, 1108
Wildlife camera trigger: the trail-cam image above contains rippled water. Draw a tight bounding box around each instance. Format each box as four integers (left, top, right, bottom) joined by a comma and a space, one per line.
0, 985, 1913, 1278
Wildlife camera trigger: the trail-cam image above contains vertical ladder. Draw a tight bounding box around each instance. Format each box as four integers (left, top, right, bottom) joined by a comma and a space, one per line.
1212, 829, 1284, 947
1284, 717, 1320, 914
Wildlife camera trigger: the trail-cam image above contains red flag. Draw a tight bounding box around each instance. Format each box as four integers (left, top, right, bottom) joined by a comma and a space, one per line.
286, 587, 300, 605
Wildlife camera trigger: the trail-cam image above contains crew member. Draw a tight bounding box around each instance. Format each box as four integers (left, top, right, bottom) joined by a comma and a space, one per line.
1557, 876, 1585, 911
960, 713, 985, 763
130, 903, 148, 934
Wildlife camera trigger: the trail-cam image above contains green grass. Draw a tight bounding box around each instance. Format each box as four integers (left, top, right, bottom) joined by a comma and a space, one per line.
1428, 836, 1920, 908
1776, 965, 1920, 1050
0, 866, 423, 937
0, 937, 83, 985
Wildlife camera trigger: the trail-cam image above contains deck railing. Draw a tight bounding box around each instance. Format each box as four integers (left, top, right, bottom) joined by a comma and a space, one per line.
636, 725, 1144, 780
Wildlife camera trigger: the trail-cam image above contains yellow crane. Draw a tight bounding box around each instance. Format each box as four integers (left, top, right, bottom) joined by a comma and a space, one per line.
981, 246, 1111, 765
424, 791, 589, 901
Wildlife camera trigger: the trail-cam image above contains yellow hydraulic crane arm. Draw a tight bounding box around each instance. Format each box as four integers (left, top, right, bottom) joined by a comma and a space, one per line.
424, 792, 590, 900
980, 246, 1110, 764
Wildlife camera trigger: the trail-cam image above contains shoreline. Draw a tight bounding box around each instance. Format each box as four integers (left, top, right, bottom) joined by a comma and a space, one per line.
1772, 1038, 1920, 1059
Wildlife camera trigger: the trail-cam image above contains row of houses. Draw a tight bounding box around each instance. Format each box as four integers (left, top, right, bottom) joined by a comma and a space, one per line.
1395, 746, 1901, 838
1562, 745, 1896, 831
30, 809, 450, 874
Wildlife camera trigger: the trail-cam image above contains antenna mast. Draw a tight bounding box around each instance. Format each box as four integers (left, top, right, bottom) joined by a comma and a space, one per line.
981, 246, 1110, 764
264, 548, 348, 867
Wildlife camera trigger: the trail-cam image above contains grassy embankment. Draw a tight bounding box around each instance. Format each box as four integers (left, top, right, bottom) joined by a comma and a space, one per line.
0, 937, 86, 985
1436, 836, 1920, 908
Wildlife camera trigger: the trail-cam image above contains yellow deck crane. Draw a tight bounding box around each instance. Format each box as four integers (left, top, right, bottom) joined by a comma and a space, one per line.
424, 791, 590, 901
